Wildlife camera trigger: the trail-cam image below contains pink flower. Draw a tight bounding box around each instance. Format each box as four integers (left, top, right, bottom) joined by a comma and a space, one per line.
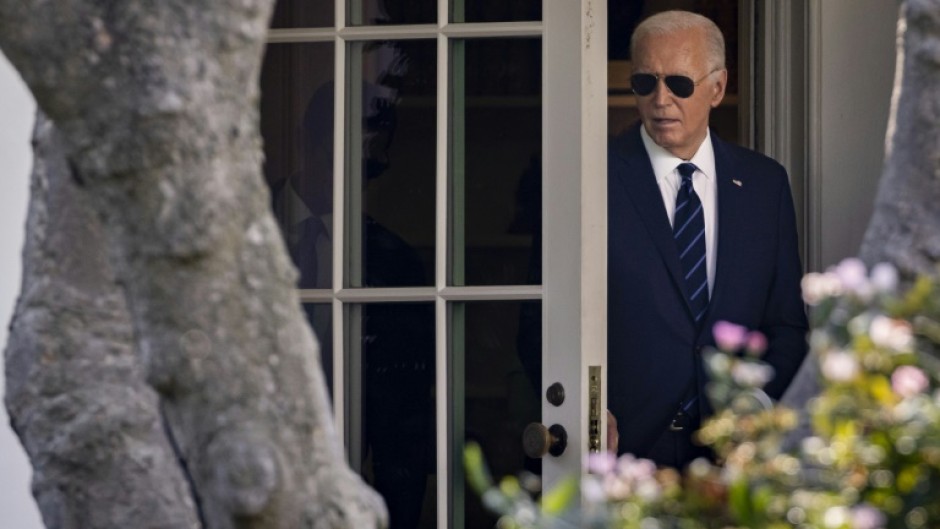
850, 504, 886, 529
615, 454, 657, 482
585, 451, 617, 475
891, 365, 929, 399
834, 258, 868, 294
745, 331, 768, 356
713, 321, 748, 351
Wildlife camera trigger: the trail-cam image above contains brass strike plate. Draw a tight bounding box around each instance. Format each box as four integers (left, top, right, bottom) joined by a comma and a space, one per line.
588, 365, 601, 453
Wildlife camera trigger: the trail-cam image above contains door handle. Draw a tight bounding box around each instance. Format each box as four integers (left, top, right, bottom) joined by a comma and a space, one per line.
522, 423, 567, 458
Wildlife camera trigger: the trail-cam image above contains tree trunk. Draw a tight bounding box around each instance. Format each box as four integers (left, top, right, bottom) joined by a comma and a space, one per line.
0, 1, 386, 528
5, 113, 201, 529
861, 0, 940, 273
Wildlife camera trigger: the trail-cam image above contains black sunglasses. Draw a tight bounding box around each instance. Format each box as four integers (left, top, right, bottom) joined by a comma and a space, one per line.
630, 69, 719, 99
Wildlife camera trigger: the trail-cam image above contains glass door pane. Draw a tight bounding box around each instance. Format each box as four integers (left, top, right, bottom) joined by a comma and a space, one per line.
451, 0, 542, 23
348, 302, 437, 529
452, 301, 541, 529
261, 42, 335, 290
449, 38, 542, 287
346, 40, 437, 288
302, 303, 334, 401
270, 0, 334, 28
347, 0, 436, 26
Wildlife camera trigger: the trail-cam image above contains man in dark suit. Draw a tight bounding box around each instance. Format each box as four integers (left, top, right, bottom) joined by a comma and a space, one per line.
607, 10, 808, 468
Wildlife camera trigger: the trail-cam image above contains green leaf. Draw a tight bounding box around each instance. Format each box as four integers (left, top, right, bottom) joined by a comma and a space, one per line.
728, 478, 755, 527
463, 442, 494, 494
499, 476, 522, 498
539, 476, 578, 516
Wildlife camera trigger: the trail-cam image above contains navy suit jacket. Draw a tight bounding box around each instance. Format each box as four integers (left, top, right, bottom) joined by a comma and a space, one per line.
608, 123, 809, 457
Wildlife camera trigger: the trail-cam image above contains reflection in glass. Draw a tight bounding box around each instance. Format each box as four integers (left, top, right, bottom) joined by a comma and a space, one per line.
347, 40, 436, 288
348, 0, 435, 26
454, 301, 541, 529
270, 0, 333, 28
351, 303, 436, 529
261, 43, 335, 289
303, 303, 334, 404
451, 0, 541, 23
451, 38, 541, 286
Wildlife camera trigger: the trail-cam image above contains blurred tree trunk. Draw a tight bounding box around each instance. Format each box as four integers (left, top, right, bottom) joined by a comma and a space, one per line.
860, 0, 940, 273
0, 1, 386, 528
784, 0, 940, 424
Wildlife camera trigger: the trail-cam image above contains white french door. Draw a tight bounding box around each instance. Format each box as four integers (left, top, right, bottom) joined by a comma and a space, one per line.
260, 0, 607, 526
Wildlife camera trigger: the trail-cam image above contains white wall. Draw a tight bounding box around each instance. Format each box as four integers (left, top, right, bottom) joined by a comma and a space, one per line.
817, 0, 899, 269
0, 51, 43, 528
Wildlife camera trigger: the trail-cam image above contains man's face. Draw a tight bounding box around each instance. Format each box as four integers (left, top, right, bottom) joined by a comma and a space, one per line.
632, 28, 727, 160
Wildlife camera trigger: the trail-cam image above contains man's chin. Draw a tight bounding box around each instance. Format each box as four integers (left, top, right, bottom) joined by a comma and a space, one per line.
649, 132, 681, 151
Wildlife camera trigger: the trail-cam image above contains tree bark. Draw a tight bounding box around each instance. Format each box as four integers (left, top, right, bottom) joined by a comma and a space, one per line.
0, 1, 386, 528
861, 0, 940, 273
5, 113, 201, 529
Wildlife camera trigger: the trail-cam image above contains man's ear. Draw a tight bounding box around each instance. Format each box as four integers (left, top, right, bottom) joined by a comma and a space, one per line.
710, 68, 728, 108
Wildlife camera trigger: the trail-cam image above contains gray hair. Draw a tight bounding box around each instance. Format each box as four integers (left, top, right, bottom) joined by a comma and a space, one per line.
630, 10, 726, 71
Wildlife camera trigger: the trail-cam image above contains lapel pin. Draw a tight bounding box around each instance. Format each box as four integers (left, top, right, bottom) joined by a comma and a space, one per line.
732, 179, 743, 187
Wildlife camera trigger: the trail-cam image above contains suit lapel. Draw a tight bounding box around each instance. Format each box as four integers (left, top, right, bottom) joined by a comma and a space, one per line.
706, 137, 745, 324
612, 126, 694, 319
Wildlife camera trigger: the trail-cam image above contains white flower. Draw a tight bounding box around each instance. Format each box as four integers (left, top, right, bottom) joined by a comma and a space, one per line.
869, 315, 913, 352
706, 352, 732, 376
634, 479, 662, 502
824, 506, 850, 528
513, 505, 538, 527
848, 313, 872, 338
821, 350, 860, 382
802, 272, 843, 305
689, 457, 713, 478
602, 474, 631, 500
870, 262, 898, 294
800, 436, 825, 457
730, 362, 774, 387
581, 476, 606, 503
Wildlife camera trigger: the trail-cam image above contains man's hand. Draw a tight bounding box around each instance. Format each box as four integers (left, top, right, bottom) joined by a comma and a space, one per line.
607, 409, 619, 454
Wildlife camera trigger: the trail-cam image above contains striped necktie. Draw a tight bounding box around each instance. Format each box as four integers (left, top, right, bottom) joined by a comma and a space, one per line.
673, 162, 709, 322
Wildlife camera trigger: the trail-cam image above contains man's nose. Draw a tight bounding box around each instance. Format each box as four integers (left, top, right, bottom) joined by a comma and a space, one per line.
651, 79, 672, 106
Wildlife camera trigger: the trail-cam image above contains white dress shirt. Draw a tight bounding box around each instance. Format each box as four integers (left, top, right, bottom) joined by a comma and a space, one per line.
640, 127, 718, 296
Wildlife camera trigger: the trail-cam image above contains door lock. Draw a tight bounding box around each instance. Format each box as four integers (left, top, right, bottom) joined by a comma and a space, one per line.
588, 365, 602, 453
546, 382, 565, 406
